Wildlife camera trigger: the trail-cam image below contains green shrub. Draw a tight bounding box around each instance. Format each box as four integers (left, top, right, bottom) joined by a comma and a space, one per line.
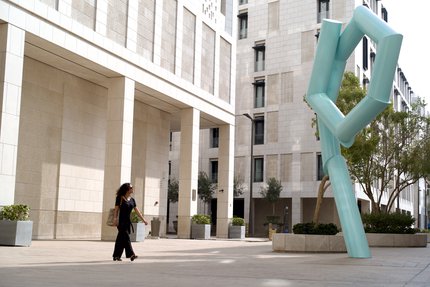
191, 214, 211, 224
265, 215, 280, 224
293, 222, 339, 235
130, 210, 141, 223
362, 212, 416, 234
231, 216, 245, 226
0, 204, 30, 221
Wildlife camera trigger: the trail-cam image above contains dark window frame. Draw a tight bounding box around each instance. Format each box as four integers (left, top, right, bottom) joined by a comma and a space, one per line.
317, 0, 330, 23
210, 160, 218, 183
253, 157, 264, 182
254, 116, 264, 145
253, 79, 265, 108
363, 36, 368, 70
238, 12, 248, 39
253, 44, 265, 72
381, 7, 388, 22
210, 128, 219, 148
317, 154, 325, 180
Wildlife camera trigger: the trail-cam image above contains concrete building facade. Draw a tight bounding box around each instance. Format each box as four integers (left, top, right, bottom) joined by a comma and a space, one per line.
173, 0, 420, 237
0, 0, 237, 240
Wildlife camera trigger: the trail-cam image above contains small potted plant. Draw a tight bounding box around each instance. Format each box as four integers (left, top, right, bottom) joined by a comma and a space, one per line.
130, 210, 145, 242
191, 214, 211, 239
0, 204, 33, 246
229, 216, 245, 239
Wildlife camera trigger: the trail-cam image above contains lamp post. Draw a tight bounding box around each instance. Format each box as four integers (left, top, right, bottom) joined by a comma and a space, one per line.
243, 113, 254, 236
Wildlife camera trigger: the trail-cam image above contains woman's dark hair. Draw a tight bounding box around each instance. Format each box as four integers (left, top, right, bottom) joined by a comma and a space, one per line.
116, 183, 132, 197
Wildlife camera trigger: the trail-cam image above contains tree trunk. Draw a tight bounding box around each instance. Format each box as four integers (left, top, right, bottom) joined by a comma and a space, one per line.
313, 175, 330, 224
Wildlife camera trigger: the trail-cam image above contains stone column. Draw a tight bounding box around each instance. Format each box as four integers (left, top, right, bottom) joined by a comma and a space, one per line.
0, 24, 25, 206
291, 152, 302, 226
57, 0, 72, 16
95, 0, 108, 36
291, 196, 302, 228
174, 0, 183, 76
177, 108, 200, 239
101, 77, 135, 240
126, 0, 138, 52
152, 0, 163, 66
216, 124, 234, 238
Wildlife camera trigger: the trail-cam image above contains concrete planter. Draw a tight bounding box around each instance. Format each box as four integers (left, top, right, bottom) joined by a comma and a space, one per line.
229, 225, 245, 239
426, 233, 430, 243
130, 223, 145, 242
0, 220, 33, 247
191, 224, 211, 239
272, 233, 346, 253
273, 233, 428, 252
366, 233, 427, 247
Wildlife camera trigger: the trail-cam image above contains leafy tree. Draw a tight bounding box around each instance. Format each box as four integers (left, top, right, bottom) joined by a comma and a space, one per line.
198, 171, 216, 213
337, 72, 430, 213
260, 177, 283, 216
168, 177, 179, 203
233, 174, 245, 197
313, 175, 330, 224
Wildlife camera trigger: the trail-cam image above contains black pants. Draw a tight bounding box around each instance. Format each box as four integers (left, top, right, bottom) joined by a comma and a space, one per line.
113, 228, 134, 258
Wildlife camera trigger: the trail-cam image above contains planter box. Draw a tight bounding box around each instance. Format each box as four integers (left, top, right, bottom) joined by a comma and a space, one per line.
130, 223, 145, 242
229, 225, 245, 239
273, 233, 427, 253
191, 224, 211, 239
0, 220, 33, 246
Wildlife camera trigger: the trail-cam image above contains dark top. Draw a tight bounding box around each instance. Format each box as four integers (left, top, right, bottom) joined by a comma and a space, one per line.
115, 196, 136, 233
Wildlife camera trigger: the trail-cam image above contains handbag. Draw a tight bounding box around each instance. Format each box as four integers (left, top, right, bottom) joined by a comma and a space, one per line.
106, 197, 123, 226
106, 208, 115, 226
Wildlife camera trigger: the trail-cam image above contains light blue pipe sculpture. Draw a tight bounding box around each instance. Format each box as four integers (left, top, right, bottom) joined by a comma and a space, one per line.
306, 6, 402, 258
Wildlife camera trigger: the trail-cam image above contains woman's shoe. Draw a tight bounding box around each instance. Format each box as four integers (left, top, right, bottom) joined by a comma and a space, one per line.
130, 255, 138, 261
113, 257, 122, 261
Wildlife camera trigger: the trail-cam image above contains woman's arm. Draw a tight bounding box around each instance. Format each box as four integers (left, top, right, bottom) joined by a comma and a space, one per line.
134, 207, 148, 225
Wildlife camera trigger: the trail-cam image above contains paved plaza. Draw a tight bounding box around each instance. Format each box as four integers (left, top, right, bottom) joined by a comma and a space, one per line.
0, 238, 429, 287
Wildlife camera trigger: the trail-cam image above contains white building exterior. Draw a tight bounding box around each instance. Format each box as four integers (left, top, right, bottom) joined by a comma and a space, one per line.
170, 0, 421, 236
0, 0, 237, 240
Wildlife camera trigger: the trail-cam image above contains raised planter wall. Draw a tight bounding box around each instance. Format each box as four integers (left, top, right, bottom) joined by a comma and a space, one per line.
273, 234, 346, 253
273, 233, 427, 253
366, 233, 427, 247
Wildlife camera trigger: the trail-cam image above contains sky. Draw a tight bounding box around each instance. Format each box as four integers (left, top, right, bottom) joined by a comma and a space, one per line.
381, 1, 430, 103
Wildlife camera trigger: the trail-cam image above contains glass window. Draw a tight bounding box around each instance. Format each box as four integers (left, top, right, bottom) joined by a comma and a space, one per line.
238, 13, 248, 39
317, 154, 325, 180
254, 157, 264, 182
254, 80, 265, 108
317, 0, 330, 23
220, 0, 226, 15
254, 44, 265, 72
382, 7, 388, 22
210, 160, 218, 183
210, 128, 219, 148
363, 36, 368, 70
254, 116, 264, 145
239, 0, 248, 4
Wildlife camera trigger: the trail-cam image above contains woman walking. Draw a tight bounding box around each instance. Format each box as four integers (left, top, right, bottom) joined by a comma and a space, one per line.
112, 183, 148, 261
